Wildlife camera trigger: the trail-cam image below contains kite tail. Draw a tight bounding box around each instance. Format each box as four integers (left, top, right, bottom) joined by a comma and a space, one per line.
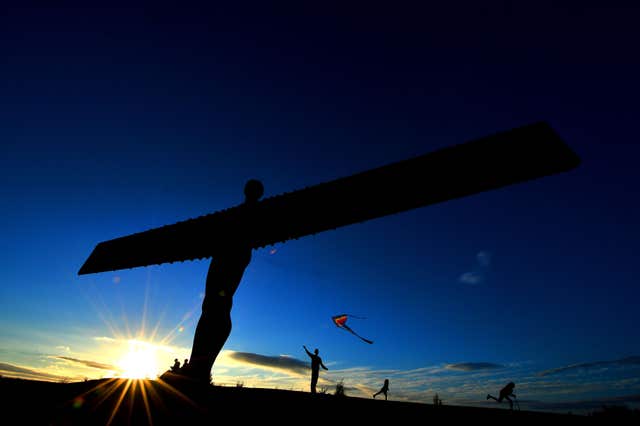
344, 325, 374, 344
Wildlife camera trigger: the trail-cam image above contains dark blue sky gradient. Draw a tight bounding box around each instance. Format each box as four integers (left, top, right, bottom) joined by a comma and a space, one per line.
1, 2, 639, 406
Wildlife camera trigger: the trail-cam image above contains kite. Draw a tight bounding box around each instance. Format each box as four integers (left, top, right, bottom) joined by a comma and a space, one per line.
332, 314, 373, 344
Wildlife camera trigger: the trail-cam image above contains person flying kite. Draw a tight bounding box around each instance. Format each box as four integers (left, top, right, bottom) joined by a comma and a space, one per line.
332, 314, 373, 344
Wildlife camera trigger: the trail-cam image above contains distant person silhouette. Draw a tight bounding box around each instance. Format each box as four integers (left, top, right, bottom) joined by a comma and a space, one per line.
182, 179, 264, 382
303, 345, 328, 394
373, 379, 389, 400
487, 382, 516, 410
170, 358, 181, 372
180, 358, 189, 372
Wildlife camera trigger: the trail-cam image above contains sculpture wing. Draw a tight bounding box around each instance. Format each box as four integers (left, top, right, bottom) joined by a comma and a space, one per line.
79, 121, 580, 275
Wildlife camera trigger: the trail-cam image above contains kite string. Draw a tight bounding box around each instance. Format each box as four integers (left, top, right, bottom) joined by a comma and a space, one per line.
340, 313, 367, 320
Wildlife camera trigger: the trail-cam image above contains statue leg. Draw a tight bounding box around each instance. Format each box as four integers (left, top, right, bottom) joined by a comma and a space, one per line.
187, 297, 232, 381
186, 251, 250, 381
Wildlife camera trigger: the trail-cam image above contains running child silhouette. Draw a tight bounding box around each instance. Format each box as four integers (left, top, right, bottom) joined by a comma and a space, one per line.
487, 382, 516, 410
373, 379, 389, 400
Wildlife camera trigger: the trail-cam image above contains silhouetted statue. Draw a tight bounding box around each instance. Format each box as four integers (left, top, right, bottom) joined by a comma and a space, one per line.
170, 358, 181, 373
303, 345, 328, 394
487, 381, 516, 410
181, 179, 264, 382
77, 124, 581, 388
373, 379, 389, 400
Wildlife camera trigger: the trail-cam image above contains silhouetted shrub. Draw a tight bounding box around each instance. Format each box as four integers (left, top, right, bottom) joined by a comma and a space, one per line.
433, 393, 443, 406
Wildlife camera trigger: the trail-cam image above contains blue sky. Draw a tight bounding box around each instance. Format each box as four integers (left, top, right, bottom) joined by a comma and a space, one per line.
1, 2, 640, 414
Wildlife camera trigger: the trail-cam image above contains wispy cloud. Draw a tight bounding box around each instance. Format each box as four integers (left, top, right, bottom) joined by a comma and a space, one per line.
227, 351, 310, 376
93, 336, 117, 343
459, 272, 483, 285
477, 251, 492, 267
446, 362, 505, 371
459, 250, 492, 285
54, 356, 118, 371
0, 362, 69, 382
538, 356, 640, 377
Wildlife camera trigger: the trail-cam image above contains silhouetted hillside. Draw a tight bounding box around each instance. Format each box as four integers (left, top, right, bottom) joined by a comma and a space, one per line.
0, 376, 622, 425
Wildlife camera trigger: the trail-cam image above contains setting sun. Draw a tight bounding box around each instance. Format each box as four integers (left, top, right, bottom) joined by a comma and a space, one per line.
117, 340, 160, 379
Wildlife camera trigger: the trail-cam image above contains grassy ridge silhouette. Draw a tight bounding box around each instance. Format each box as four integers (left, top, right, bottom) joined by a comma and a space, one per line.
0, 376, 599, 425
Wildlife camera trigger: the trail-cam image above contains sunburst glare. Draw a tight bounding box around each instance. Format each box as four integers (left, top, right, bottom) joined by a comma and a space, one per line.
117, 340, 160, 379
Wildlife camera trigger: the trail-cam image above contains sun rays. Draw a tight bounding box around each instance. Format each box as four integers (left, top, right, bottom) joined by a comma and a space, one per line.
71, 267, 205, 381
52, 271, 210, 425
117, 340, 160, 379
65, 376, 200, 426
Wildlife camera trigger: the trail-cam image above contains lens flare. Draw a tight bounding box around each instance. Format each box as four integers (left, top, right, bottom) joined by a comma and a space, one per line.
117, 340, 160, 379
